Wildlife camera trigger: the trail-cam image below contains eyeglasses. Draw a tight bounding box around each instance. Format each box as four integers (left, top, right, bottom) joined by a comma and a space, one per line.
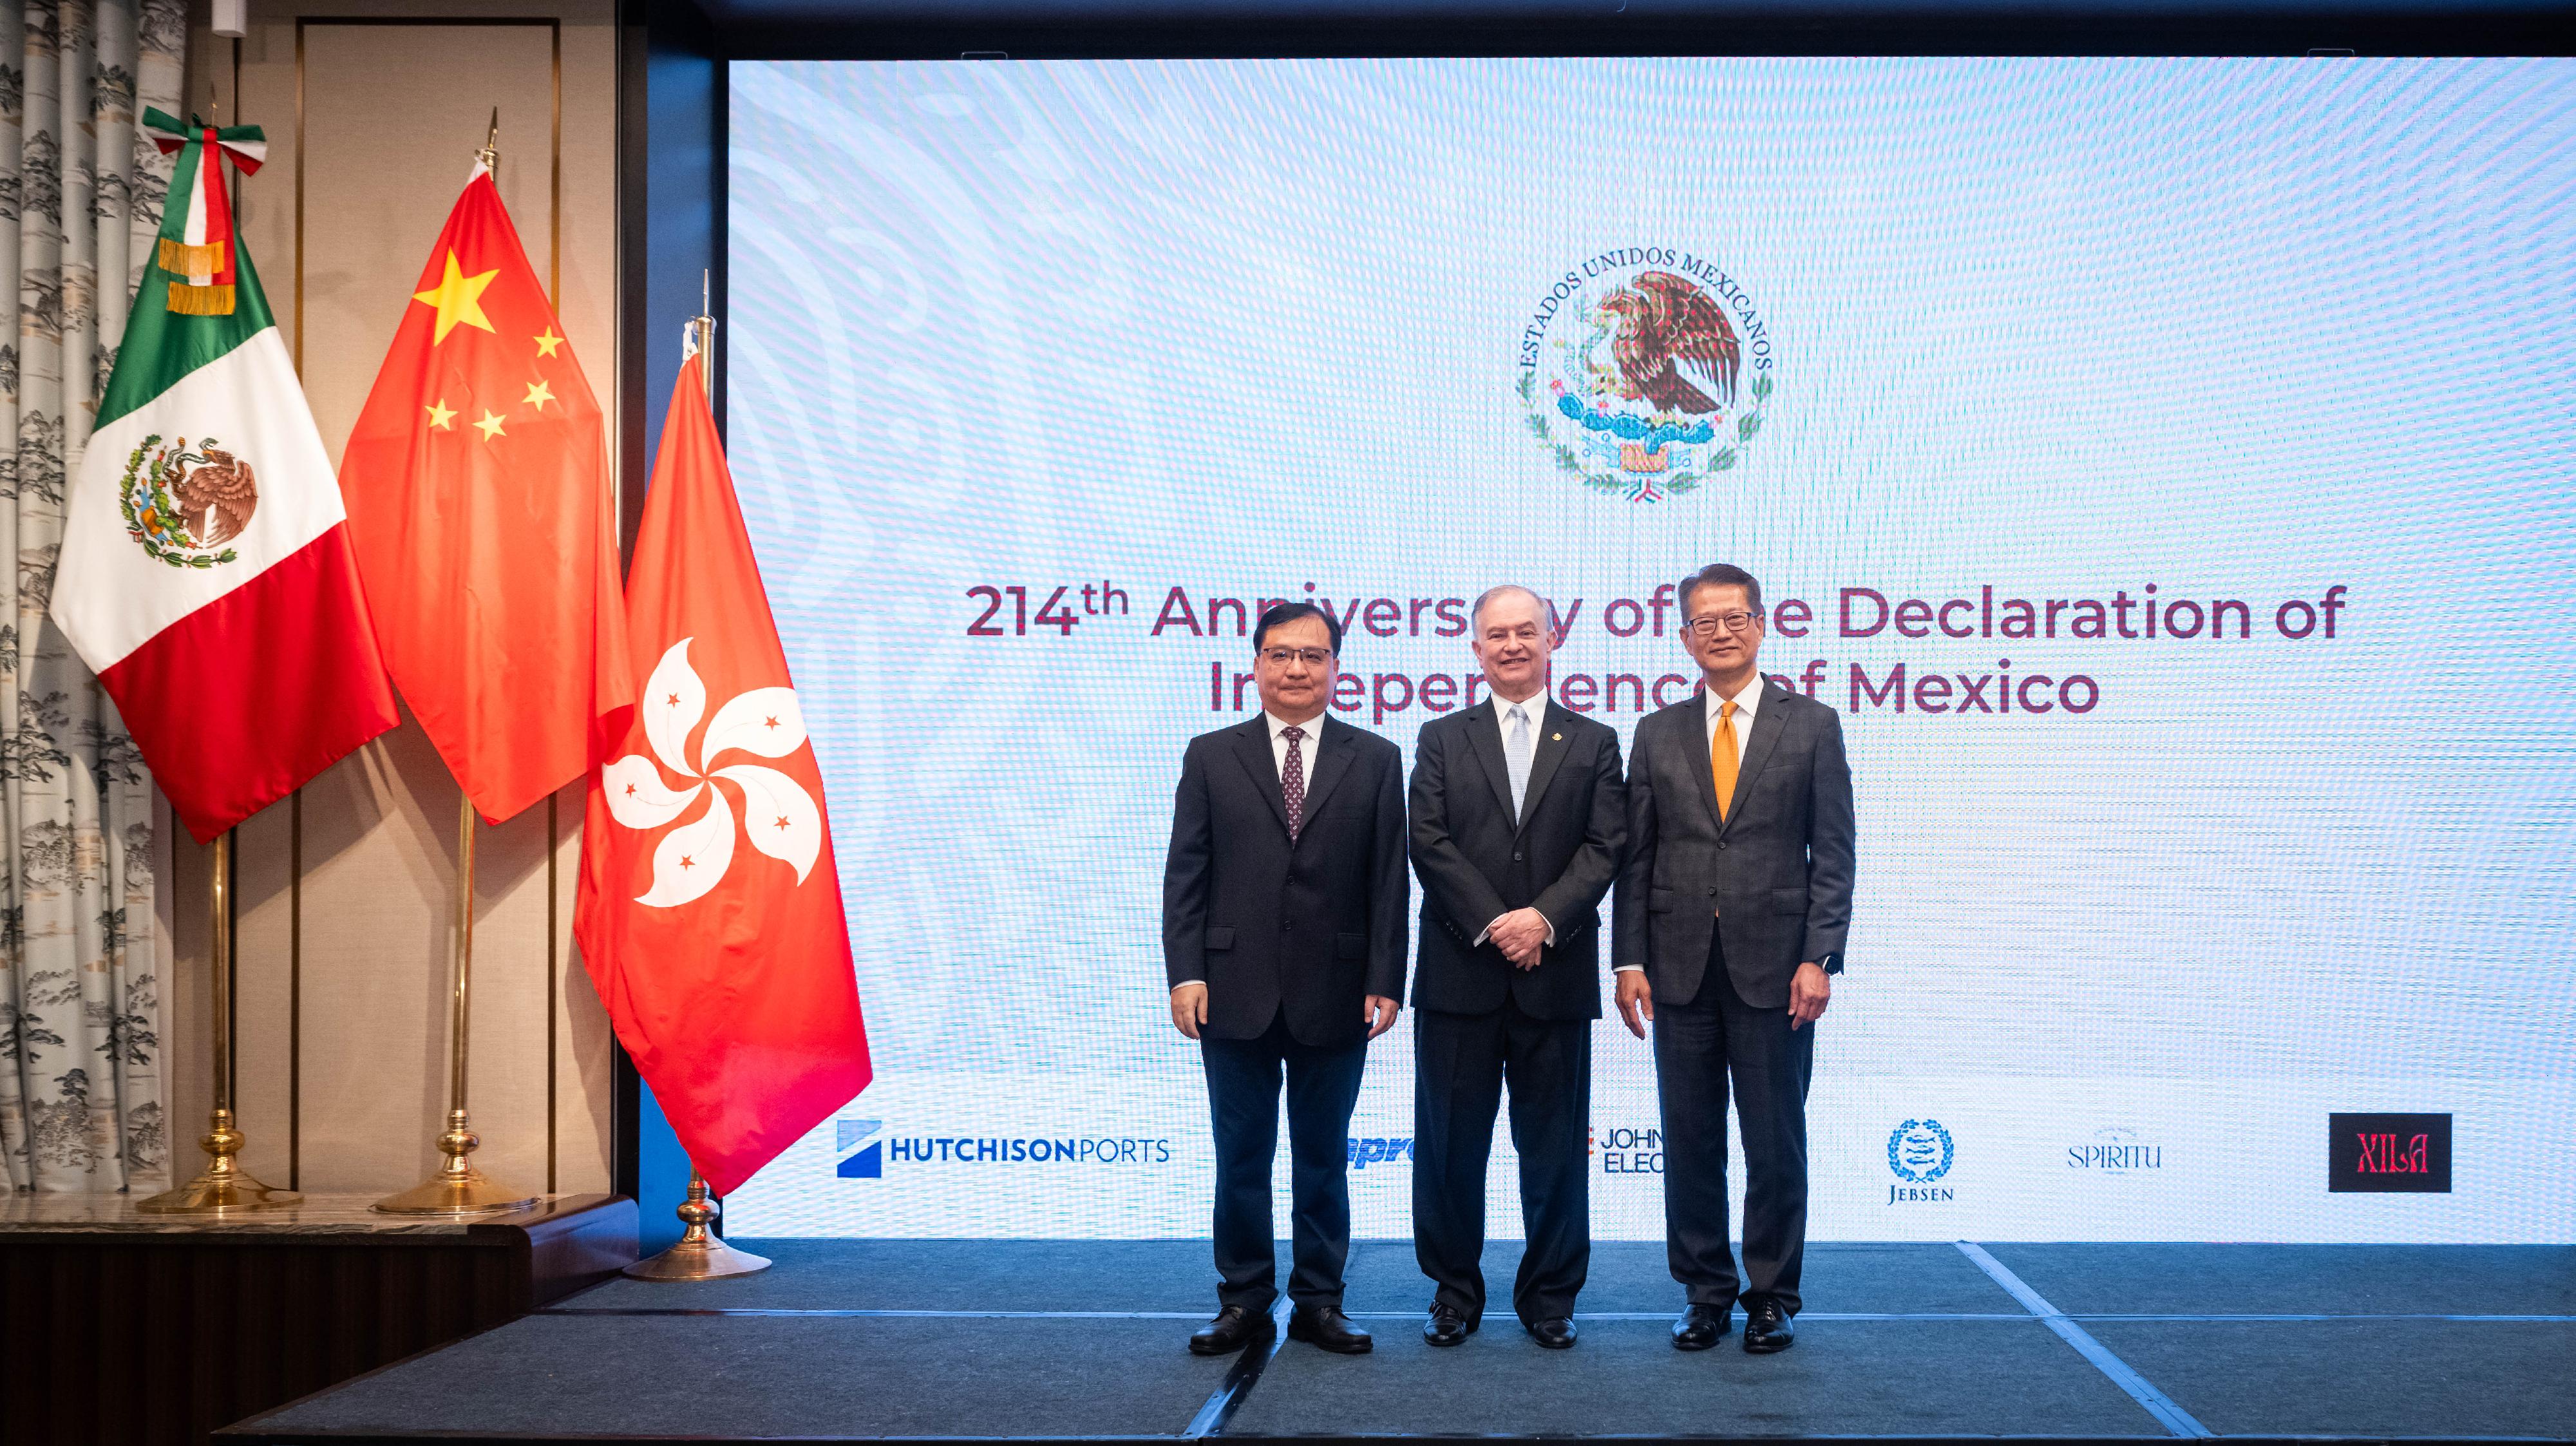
1683, 611, 1763, 637
1260, 647, 1335, 667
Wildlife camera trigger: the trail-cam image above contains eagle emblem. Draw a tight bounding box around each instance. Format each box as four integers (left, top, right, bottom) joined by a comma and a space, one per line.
118, 434, 257, 567
1600, 271, 1740, 414
1520, 253, 1776, 502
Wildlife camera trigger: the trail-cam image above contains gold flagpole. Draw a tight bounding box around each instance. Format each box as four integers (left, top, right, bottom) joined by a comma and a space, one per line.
139, 830, 301, 1212
624, 294, 770, 1281
375, 793, 536, 1213
374, 115, 536, 1216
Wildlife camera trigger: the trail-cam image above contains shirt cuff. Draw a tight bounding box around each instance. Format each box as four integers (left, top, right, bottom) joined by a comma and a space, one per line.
1613, 965, 1645, 973
1475, 911, 1558, 947
1171, 980, 1204, 993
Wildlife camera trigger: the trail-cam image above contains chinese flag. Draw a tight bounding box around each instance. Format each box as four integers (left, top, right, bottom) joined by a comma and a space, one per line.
574, 352, 871, 1197
340, 164, 632, 823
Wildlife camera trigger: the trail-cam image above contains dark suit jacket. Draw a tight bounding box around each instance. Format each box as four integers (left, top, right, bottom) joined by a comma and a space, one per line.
1408, 700, 1625, 1020
1613, 681, 1855, 1010
1164, 713, 1409, 1047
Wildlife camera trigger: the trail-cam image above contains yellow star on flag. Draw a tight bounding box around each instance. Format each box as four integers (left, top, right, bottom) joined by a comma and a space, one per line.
523, 379, 556, 410
473, 409, 508, 441
412, 251, 500, 344
424, 397, 457, 430
533, 327, 565, 358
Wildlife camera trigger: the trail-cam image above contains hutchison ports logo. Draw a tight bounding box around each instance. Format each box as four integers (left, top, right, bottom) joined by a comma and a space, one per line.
837, 1119, 884, 1179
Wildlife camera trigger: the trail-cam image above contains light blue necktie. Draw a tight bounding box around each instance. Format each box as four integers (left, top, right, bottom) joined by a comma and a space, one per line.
1505, 704, 1534, 820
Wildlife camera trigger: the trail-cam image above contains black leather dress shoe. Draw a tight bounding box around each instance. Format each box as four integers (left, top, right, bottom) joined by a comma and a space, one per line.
1526, 1316, 1578, 1349
1743, 1299, 1796, 1354
1189, 1304, 1269, 1356
1287, 1304, 1374, 1354
1671, 1302, 1731, 1351
1423, 1303, 1477, 1347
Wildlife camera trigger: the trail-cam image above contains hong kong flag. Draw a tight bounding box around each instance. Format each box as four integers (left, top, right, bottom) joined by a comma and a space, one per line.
574, 349, 871, 1197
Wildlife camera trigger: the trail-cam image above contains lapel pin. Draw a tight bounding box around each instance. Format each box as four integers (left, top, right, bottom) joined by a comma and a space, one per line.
1552, 732, 1562, 741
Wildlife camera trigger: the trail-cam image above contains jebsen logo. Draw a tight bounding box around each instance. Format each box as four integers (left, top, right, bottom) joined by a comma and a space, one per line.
2329, 1112, 2452, 1193
2068, 1126, 2164, 1175
1887, 1118, 1955, 1203
1518, 248, 1776, 502
1348, 1137, 1414, 1171
831, 1121, 1173, 1179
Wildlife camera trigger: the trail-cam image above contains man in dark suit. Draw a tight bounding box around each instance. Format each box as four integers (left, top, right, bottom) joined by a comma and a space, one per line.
1615, 563, 1855, 1356
1164, 602, 1407, 1357
1407, 585, 1625, 1351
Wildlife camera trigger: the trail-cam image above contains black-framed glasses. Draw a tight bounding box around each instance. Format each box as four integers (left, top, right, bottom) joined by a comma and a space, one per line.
1683, 611, 1763, 637
1260, 647, 1336, 667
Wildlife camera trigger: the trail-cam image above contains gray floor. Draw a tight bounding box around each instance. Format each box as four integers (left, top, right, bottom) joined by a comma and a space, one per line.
235, 1240, 2576, 1443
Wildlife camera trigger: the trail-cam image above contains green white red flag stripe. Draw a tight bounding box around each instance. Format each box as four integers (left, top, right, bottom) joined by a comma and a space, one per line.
50, 110, 397, 842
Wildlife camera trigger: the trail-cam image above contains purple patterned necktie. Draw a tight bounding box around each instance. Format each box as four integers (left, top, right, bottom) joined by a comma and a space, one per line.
1281, 725, 1308, 841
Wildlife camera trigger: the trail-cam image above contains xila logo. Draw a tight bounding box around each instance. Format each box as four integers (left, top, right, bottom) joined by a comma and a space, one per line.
836, 1119, 883, 1179
1887, 1118, 1955, 1204
2329, 1112, 2452, 1194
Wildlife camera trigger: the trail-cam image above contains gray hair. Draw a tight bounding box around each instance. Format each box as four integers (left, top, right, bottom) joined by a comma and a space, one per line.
1471, 584, 1552, 634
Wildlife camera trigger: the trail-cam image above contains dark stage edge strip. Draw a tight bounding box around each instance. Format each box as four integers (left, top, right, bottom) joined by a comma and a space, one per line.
222, 1241, 2576, 1445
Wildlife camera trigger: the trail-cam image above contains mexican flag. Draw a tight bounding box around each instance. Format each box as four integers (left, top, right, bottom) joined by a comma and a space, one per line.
50, 110, 397, 842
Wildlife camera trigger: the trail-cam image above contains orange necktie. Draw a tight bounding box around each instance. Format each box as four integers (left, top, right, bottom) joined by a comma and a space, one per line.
1712, 699, 1739, 821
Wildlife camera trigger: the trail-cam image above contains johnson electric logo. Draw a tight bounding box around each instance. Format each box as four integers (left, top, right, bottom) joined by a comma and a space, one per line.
1595, 1125, 1665, 1174
2329, 1112, 2452, 1193
1517, 247, 1776, 503
832, 1119, 1173, 1179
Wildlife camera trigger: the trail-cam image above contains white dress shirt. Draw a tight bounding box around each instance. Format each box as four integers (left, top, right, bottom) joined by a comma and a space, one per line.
1265, 710, 1324, 779
1479, 691, 1556, 949
1705, 674, 1763, 766
1615, 676, 1765, 975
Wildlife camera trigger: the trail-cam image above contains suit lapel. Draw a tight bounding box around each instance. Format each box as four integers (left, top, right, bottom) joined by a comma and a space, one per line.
1459, 701, 1518, 822
1296, 716, 1358, 833
1719, 683, 1792, 836
1227, 718, 1293, 836
1513, 701, 1574, 835
1678, 691, 1726, 835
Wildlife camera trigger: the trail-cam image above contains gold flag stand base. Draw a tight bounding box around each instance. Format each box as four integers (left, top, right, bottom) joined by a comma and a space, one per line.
137, 1108, 303, 1214
373, 1110, 537, 1215
624, 1172, 769, 1280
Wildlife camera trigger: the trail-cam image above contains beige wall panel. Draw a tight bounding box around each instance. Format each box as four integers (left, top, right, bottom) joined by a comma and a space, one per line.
290, 718, 458, 1190
158, 0, 620, 1197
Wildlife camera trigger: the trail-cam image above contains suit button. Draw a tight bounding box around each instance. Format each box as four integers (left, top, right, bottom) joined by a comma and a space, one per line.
1513, 850, 1524, 862
1718, 841, 1728, 850
1707, 886, 1717, 896
1280, 920, 1291, 931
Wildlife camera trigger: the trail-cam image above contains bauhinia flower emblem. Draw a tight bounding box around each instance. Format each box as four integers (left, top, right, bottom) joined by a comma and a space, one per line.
601, 638, 822, 907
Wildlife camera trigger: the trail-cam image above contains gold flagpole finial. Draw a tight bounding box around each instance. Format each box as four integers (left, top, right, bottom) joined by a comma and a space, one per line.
689, 268, 717, 399
477, 108, 500, 171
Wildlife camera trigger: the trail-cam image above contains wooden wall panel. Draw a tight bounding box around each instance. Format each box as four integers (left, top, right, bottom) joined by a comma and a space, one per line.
163, 0, 620, 1202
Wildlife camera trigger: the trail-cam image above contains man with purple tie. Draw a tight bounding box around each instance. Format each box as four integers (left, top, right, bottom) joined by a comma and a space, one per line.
1164, 602, 1408, 1357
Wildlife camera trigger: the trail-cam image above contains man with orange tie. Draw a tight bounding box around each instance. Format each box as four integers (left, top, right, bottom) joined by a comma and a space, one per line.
1614, 564, 1855, 1356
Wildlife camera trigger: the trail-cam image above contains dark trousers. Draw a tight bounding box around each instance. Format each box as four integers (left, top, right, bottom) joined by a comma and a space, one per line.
1412, 997, 1591, 1325
1201, 1013, 1369, 1311
1653, 934, 1815, 1315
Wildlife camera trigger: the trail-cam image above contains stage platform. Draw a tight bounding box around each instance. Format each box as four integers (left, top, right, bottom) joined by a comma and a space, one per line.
223, 1239, 2576, 1444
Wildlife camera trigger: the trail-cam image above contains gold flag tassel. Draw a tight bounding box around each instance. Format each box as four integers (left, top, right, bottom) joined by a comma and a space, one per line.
166, 283, 237, 316
158, 237, 226, 274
